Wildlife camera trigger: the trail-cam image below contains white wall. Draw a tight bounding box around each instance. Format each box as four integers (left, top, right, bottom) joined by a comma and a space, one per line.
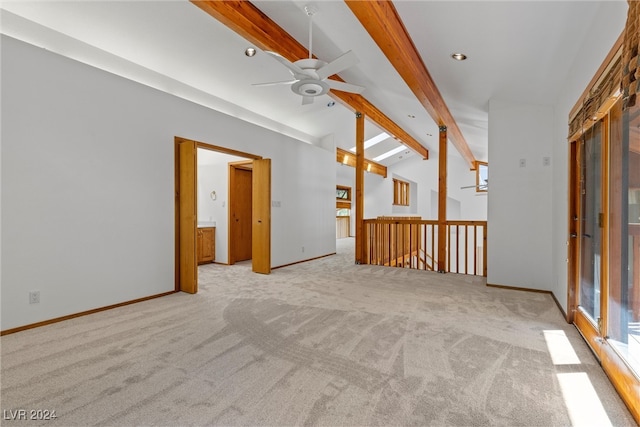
550, 2, 628, 314
487, 100, 554, 290
430, 192, 462, 221
364, 153, 487, 221
1, 36, 335, 330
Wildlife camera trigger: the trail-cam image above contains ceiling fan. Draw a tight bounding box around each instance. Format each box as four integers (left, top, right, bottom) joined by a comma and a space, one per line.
461, 179, 488, 192
253, 5, 365, 105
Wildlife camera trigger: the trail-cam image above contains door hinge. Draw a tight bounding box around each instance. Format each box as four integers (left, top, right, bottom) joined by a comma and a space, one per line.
598, 213, 604, 228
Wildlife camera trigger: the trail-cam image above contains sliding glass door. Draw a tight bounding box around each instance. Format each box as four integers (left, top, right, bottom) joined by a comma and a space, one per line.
571, 98, 639, 418
578, 122, 603, 327
608, 97, 640, 378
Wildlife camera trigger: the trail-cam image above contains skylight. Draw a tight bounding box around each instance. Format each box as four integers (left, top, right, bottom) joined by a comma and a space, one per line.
373, 145, 406, 162
349, 132, 390, 152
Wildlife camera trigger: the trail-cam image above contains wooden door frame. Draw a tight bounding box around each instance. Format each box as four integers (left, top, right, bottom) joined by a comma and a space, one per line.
174, 136, 267, 291
228, 160, 253, 265
565, 31, 640, 422
568, 107, 640, 422
175, 138, 197, 293
567, 140, 579, 323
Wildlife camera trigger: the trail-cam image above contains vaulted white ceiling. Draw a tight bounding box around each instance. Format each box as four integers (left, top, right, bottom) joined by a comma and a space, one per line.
0, 1, 628, 167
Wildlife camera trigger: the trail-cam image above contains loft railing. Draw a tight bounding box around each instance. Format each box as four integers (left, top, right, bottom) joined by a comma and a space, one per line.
362, 217, 487, 276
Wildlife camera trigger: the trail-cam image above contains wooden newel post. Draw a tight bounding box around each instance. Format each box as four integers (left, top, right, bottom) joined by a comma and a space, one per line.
438, 125, 448, 273
355, 112, 365, 264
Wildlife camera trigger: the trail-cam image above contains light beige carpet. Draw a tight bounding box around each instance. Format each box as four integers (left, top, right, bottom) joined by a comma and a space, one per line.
1, 238, 636, 426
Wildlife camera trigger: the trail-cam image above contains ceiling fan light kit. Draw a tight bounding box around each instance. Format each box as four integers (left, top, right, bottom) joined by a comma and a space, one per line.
292, 79, 329, 96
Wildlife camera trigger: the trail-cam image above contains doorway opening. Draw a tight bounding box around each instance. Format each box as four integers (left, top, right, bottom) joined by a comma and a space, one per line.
175, 137, 272, 294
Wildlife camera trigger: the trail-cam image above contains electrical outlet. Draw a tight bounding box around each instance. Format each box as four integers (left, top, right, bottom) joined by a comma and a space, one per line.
519, 158, 526, 168
29, 291, 40, 304
543, 156, 551, 167
302, 246, 305, 253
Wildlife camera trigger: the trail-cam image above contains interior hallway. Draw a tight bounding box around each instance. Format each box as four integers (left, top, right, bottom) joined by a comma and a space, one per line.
1, 238, 635, 426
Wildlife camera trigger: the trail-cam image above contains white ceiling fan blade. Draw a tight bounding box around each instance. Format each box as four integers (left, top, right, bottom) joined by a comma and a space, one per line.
326, 79, 365, 94
252, 80, 296, 87
316, 50, 359, 80
302, 96, 314, 105
264, 51, 306, 79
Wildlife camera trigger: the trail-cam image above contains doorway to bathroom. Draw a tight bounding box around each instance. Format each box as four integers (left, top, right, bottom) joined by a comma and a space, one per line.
175, 137, 271, 294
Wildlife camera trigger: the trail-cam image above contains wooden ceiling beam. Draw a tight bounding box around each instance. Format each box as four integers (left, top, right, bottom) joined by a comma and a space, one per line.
190, 0, 428, 160
336, 147, 387, 178
345, 0, 476, 169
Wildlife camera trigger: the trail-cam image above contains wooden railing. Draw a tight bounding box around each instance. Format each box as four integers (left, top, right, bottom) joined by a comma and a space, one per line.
363, 217, 487, 276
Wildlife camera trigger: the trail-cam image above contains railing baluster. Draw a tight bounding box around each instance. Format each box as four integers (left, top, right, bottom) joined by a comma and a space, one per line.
456, 225, 458, 273
432, 224, 435, 271
448, 224, 450, 273
387, 223, 391, 267
473, 224, 477, 275
359, 219, 485, 277
411, 223, 414, 268
464, 225, 468, 275
404, 223, 408, 268
483, 224, 487, 277
371, 222, 375, 264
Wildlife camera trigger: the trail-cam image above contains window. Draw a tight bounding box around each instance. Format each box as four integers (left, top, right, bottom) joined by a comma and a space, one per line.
336, 185, 351, 201
476, 161, 488, 192
336, 185, 351, 210
393, 178, 409, 206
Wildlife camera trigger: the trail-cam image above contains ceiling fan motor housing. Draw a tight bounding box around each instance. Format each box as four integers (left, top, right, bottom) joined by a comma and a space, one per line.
292, 79, 329, 97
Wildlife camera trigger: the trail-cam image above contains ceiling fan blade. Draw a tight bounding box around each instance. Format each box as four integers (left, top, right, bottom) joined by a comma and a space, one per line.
316, 50, 359, 80
264, 51, 306, 79
326, 79, 365, 94
252, 80, 296, 87
302, 96, 314, 105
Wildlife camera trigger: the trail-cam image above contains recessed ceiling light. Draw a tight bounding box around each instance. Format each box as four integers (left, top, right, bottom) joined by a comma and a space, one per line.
327, 101, 336, 107
408, 114, 415, 119
451, 53, 467, 61
245, 47, 256, 57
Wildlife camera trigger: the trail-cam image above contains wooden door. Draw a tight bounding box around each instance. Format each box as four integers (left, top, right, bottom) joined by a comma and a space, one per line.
176, 138, 197, 293
229, 164, 253, 263
252, 158, 271, 274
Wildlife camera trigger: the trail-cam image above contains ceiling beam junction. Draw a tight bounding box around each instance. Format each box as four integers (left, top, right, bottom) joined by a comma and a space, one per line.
190, 0, 429, 160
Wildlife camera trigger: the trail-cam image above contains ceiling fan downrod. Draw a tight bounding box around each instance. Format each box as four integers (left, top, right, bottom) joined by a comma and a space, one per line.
304, 4, 318, 59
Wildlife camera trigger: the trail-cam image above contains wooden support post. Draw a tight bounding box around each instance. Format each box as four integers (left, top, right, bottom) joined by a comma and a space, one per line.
355, 112, 365, 264
438, 126, 448, 273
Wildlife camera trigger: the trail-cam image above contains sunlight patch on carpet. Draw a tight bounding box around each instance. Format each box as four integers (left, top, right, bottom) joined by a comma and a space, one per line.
544, 330, 581, 365
557, 372, 612, 427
